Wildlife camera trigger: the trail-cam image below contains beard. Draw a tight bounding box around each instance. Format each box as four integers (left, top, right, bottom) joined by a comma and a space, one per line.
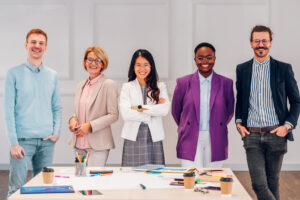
254, 47, 269, 58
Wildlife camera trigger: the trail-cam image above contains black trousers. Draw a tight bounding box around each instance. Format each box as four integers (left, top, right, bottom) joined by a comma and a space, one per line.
243, 132, 287, 200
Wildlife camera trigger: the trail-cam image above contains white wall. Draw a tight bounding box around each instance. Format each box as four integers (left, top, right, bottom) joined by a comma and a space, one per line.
0, 0, 299, 170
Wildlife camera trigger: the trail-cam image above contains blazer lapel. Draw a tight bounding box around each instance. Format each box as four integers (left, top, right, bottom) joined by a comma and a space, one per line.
75, 80, 87, 116
191, 71, 200, 122
245, 59, 253, 99
87, 75, 106, 108
270, 57, 276, 100
210, 72, 220, 112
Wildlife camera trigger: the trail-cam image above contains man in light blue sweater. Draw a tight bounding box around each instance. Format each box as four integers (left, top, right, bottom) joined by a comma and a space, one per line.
4, 29, 62, 197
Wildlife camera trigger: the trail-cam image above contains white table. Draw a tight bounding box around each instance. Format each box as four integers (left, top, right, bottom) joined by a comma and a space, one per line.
9, 167, 252, 200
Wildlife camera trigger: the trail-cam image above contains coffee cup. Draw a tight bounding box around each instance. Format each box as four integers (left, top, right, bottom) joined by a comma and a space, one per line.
42, 167, 54, 184
220, 177, 233, 196
183, 172, 195, 191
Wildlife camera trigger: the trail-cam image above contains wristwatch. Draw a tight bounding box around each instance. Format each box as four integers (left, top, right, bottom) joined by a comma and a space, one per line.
138, 105, 142, 109
284, 124, 292, 132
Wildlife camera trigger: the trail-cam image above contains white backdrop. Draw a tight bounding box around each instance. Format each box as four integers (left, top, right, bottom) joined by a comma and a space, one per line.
0, 0, 299, 170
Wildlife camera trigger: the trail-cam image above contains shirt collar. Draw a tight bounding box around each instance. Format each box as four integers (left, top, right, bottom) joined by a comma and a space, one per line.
253, 57, 270, 65
87, 73, 102, 86
198, 71, 213, 84
25, 61, 44, 73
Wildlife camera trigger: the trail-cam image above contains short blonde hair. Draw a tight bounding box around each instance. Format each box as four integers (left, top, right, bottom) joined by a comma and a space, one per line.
83, 46, 109, 71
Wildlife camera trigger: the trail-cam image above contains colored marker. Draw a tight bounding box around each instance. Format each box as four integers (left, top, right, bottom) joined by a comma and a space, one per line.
90, 173, 101, 177
140, 184, 146, 190
55, 175, 70, 178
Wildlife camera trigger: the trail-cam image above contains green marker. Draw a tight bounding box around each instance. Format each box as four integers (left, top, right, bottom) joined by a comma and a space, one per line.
140, 184, 146, 190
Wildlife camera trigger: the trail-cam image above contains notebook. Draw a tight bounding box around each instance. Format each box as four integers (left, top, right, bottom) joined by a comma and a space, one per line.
20, 185, 75, 194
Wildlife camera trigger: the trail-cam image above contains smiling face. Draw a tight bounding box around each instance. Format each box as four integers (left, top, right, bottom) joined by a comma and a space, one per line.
25, 33, 47, 60
85, 51, 103, 78
134, 56, 151, 83
250, 31, 272, 62
194, 46, 215, 78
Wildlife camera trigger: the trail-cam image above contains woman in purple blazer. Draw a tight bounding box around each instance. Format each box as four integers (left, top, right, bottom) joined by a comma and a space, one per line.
172, 42, 234, 168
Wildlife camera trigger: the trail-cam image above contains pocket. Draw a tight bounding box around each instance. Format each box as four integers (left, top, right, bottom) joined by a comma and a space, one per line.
269, 134, 287, 153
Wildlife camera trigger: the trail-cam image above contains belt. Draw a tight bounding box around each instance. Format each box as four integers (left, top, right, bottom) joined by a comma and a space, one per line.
247, 126, 279, 133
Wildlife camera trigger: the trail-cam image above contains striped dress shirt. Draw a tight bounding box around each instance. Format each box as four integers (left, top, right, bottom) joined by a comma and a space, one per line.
247, 58, 279, 127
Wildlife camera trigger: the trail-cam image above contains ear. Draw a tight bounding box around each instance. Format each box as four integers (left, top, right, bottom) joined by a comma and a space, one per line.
45, 44, 48, 52
24, 41, 28, 49
250, 41, 254, 49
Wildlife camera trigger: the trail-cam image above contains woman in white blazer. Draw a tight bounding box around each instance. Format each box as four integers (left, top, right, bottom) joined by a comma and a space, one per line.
119, 49, 170, 167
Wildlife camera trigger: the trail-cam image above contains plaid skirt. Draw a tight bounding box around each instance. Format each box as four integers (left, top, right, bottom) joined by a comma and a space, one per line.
122, 123, 165, 167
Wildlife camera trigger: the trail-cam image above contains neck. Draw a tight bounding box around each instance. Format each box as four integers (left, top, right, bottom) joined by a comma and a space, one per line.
199, 70, 212, 78
137, 77, 147, 86
89, 73, 100, 80
254, 54, 269, 63
28, 57, 42, 67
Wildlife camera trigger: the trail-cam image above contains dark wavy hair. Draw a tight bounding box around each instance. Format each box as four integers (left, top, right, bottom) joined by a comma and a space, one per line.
250, 25, 273, 41
128, 49, 160, 103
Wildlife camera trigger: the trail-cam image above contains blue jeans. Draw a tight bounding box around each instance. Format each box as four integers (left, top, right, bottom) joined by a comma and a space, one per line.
7, 138, 55, 197
243, 131, 287, 200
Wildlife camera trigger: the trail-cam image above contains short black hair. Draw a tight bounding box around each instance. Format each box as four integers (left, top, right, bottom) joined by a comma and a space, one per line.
194, 42, 216, 55
250, 25, 273, 41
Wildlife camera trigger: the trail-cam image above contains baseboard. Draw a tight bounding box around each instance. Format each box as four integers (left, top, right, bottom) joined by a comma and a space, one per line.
224, 163, 300, 171
1, 163, 300, 171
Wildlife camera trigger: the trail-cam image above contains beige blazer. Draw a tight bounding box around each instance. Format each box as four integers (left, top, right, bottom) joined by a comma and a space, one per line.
68, 75, 119, 151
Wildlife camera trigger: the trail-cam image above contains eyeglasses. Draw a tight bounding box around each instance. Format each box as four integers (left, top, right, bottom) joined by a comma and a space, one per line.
252, 39, 270, 45
196, 56, 215, 61
86, 58, 102, 64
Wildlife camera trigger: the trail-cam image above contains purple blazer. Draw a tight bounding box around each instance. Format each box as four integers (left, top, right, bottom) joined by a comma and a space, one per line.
172, 71, 234, 162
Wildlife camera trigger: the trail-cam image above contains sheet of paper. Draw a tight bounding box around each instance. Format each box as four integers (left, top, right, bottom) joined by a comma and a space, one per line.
55, 173, 174, 190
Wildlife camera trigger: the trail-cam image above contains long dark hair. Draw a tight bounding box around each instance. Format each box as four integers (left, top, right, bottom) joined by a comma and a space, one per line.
128, 49, 160, 103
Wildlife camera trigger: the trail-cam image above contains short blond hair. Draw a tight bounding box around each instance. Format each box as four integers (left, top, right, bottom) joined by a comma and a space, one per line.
83, 46, 109, 71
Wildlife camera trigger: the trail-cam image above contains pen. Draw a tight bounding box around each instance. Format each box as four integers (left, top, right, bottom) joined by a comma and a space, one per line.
89, 173, 101, 177
146, 172, 161, 174
55, 175, 70, 178
140, 184, 146, 190
82, 155, 86, 163
85, 152, 89, 163
76, 153, 82, 163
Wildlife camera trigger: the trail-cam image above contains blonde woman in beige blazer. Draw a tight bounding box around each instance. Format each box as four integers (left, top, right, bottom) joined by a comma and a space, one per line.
68, 46, 118, 166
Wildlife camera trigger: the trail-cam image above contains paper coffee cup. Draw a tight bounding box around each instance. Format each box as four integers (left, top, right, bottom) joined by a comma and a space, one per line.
220, 177, 233, 196
42, 167, 54, 184
183, 172, 195, 190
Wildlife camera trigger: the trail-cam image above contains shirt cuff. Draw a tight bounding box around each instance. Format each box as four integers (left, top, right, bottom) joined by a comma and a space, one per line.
236, 119, 242, 124
284, 121, 294, 129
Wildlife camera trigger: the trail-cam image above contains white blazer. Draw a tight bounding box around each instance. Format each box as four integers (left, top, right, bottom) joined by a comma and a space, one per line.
119, 79, 170, 142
